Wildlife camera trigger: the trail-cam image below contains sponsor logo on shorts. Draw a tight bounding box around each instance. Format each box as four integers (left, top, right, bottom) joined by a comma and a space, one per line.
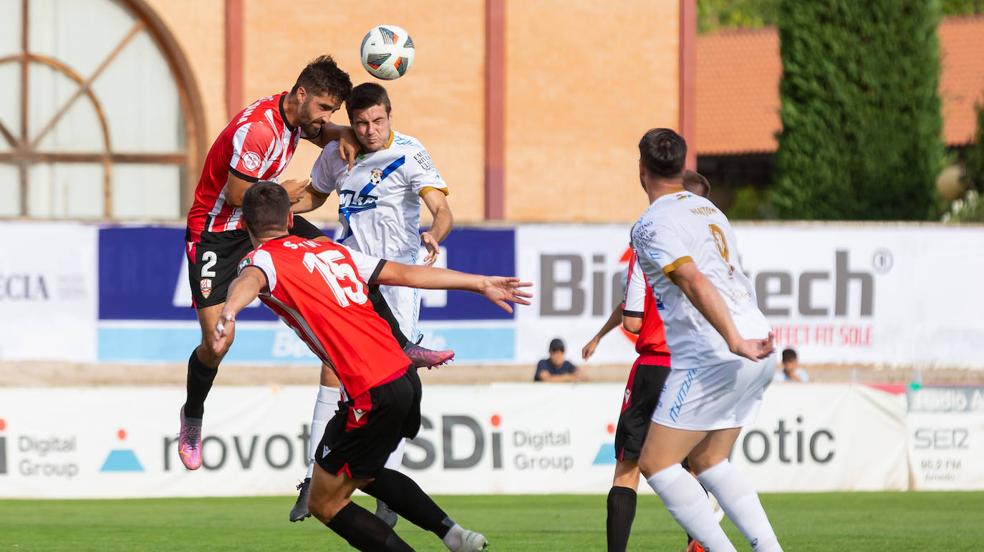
322, 444, 330, 459
353, 409, 366, 421
241, 151, 261, 171
200, 278, 212, 299
668, 369, 697, 423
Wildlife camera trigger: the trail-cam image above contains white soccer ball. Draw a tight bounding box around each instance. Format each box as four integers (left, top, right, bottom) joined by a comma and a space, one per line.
360, 24, 415, 80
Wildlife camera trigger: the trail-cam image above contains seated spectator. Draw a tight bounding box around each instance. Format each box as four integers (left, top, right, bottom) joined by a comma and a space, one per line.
774, 348, 809, 382
535, 338, 583, 382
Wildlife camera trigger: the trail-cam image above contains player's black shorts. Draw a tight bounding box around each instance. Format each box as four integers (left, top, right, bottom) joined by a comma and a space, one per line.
185, 215, 325, 308
615, 358, 671, 461
317, 366, 421, 480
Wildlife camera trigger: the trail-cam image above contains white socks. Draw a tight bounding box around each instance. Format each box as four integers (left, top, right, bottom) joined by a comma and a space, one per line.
697, 461, 782, 552
647, 464, 736, 552
305, 385, 340, 479
384, 438, 407, 471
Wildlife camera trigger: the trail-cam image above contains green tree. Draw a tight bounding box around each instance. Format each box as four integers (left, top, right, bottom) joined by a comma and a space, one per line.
965, 100, 984, 192
771, 0, 946, 220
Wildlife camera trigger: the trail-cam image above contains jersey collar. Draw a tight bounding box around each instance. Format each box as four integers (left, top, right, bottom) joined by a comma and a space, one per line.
279, 93, 296, 132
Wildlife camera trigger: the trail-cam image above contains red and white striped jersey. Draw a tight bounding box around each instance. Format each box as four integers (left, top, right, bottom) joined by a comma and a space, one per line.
623, 250, 671, 365
240, 237, 411, 398
186, 92, 301, 242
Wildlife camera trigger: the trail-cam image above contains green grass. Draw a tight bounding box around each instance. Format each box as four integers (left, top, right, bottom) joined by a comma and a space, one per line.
1, 492, 983, 551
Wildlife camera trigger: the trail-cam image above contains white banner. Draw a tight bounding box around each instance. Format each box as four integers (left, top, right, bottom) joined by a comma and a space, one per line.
0, 384, 912, 498
0, 222, 98, 361
516, 224, 984, 368
906, 386, 984, 490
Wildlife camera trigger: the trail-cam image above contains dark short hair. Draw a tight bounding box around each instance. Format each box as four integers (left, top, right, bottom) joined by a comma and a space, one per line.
781, 348, 798, 363
242, 181, 291, 237
291, 55, 352, 101
639, 128, 686, 178
682, 170, 711, 198
346, 82, 392, 120
549, 338, 565, 353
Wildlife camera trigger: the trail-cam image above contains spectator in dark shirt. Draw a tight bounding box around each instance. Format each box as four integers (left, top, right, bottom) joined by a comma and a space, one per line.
535, 338, 583, 382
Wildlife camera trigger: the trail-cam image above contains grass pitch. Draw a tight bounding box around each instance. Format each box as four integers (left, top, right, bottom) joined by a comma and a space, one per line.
1, 492, 983, 551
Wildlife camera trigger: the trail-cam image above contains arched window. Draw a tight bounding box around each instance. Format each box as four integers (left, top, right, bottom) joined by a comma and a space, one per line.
0, 0, 205, 219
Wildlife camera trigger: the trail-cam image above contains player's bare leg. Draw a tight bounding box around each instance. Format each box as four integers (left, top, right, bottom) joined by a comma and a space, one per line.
178, 303, 235, 470
607, 458, 641, 552
291, 365, 341, 522
687, 429, 782, 552
307, 463, 412, 551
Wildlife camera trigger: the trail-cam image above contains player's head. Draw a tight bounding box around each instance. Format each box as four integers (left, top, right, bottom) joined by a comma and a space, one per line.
347, 83, 393, 153
682, 170, 711, 198
638, 128, 687, 187
242, 181, 291, 242
781, 348, 798, 367
291, 56, 353, 138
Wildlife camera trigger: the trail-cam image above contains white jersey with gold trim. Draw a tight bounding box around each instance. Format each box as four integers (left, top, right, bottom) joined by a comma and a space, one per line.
630, 191, 770, 370
311, 131, 448, 262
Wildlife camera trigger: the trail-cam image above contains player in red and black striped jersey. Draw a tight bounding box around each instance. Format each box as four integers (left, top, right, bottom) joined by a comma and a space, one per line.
211, 182, 529, 551
581, 171, 714, 552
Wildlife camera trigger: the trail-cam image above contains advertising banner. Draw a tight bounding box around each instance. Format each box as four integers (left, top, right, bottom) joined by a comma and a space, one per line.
0, 222, 98, 362
516, 224, 984, 367
906, 386, 984, 490
96, 226, 516, 364
0, 384, 912, 498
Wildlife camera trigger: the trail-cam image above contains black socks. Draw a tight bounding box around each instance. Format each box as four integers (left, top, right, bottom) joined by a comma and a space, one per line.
327, 502, 413, 551
363, 468, 454, 538
606, 486, 637, 552
182, 348, 217, 419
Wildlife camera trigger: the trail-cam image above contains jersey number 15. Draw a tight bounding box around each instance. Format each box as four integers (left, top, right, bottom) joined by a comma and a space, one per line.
303, 251, 368, 307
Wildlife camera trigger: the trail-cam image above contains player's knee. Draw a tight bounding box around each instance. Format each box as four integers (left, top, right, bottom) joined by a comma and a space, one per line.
637, 454, 659, 479
687, 452, 724, 475
307, 490, 345, 523
202, 333, 234, 362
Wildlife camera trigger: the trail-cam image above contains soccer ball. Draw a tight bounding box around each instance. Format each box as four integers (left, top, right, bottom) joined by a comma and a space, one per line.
360, 25, 415, 80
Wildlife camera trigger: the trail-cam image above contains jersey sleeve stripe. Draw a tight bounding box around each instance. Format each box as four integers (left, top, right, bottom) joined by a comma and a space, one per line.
661, 256, 694, 275
622, 309, 644, 318
229, 166, 259, 183
368, 260, 387, 285
418, 185, 449, 197
229, 123, 252, 169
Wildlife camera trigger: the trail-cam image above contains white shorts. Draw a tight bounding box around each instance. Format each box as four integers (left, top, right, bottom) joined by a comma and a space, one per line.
652, 354, 776, 431
380, 283, 421, 343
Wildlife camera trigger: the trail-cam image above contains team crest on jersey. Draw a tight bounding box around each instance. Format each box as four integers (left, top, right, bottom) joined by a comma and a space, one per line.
241, 151, 261, 171
370, 168, 383, 185
200, 278, 213, 299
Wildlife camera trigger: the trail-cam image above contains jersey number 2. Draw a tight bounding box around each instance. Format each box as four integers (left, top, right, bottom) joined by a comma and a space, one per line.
302, 251, 368, 307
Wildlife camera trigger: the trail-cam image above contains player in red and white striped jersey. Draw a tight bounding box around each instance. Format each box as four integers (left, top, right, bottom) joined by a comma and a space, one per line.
212, 182, 529, 551
178, 56, 357, 472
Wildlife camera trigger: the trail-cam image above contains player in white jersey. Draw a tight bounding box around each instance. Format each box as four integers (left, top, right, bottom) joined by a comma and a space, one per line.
630, 129, 782, 552
291, 83, 454, 525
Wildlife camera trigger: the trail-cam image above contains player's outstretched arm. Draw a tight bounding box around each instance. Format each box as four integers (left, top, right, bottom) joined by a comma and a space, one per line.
291, 184, 330, 214
212, 267, 266, 354
582, 303, 624, 360
668, 262, 774, 361
375, 263, 532, 313
305, 123, 358, 169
